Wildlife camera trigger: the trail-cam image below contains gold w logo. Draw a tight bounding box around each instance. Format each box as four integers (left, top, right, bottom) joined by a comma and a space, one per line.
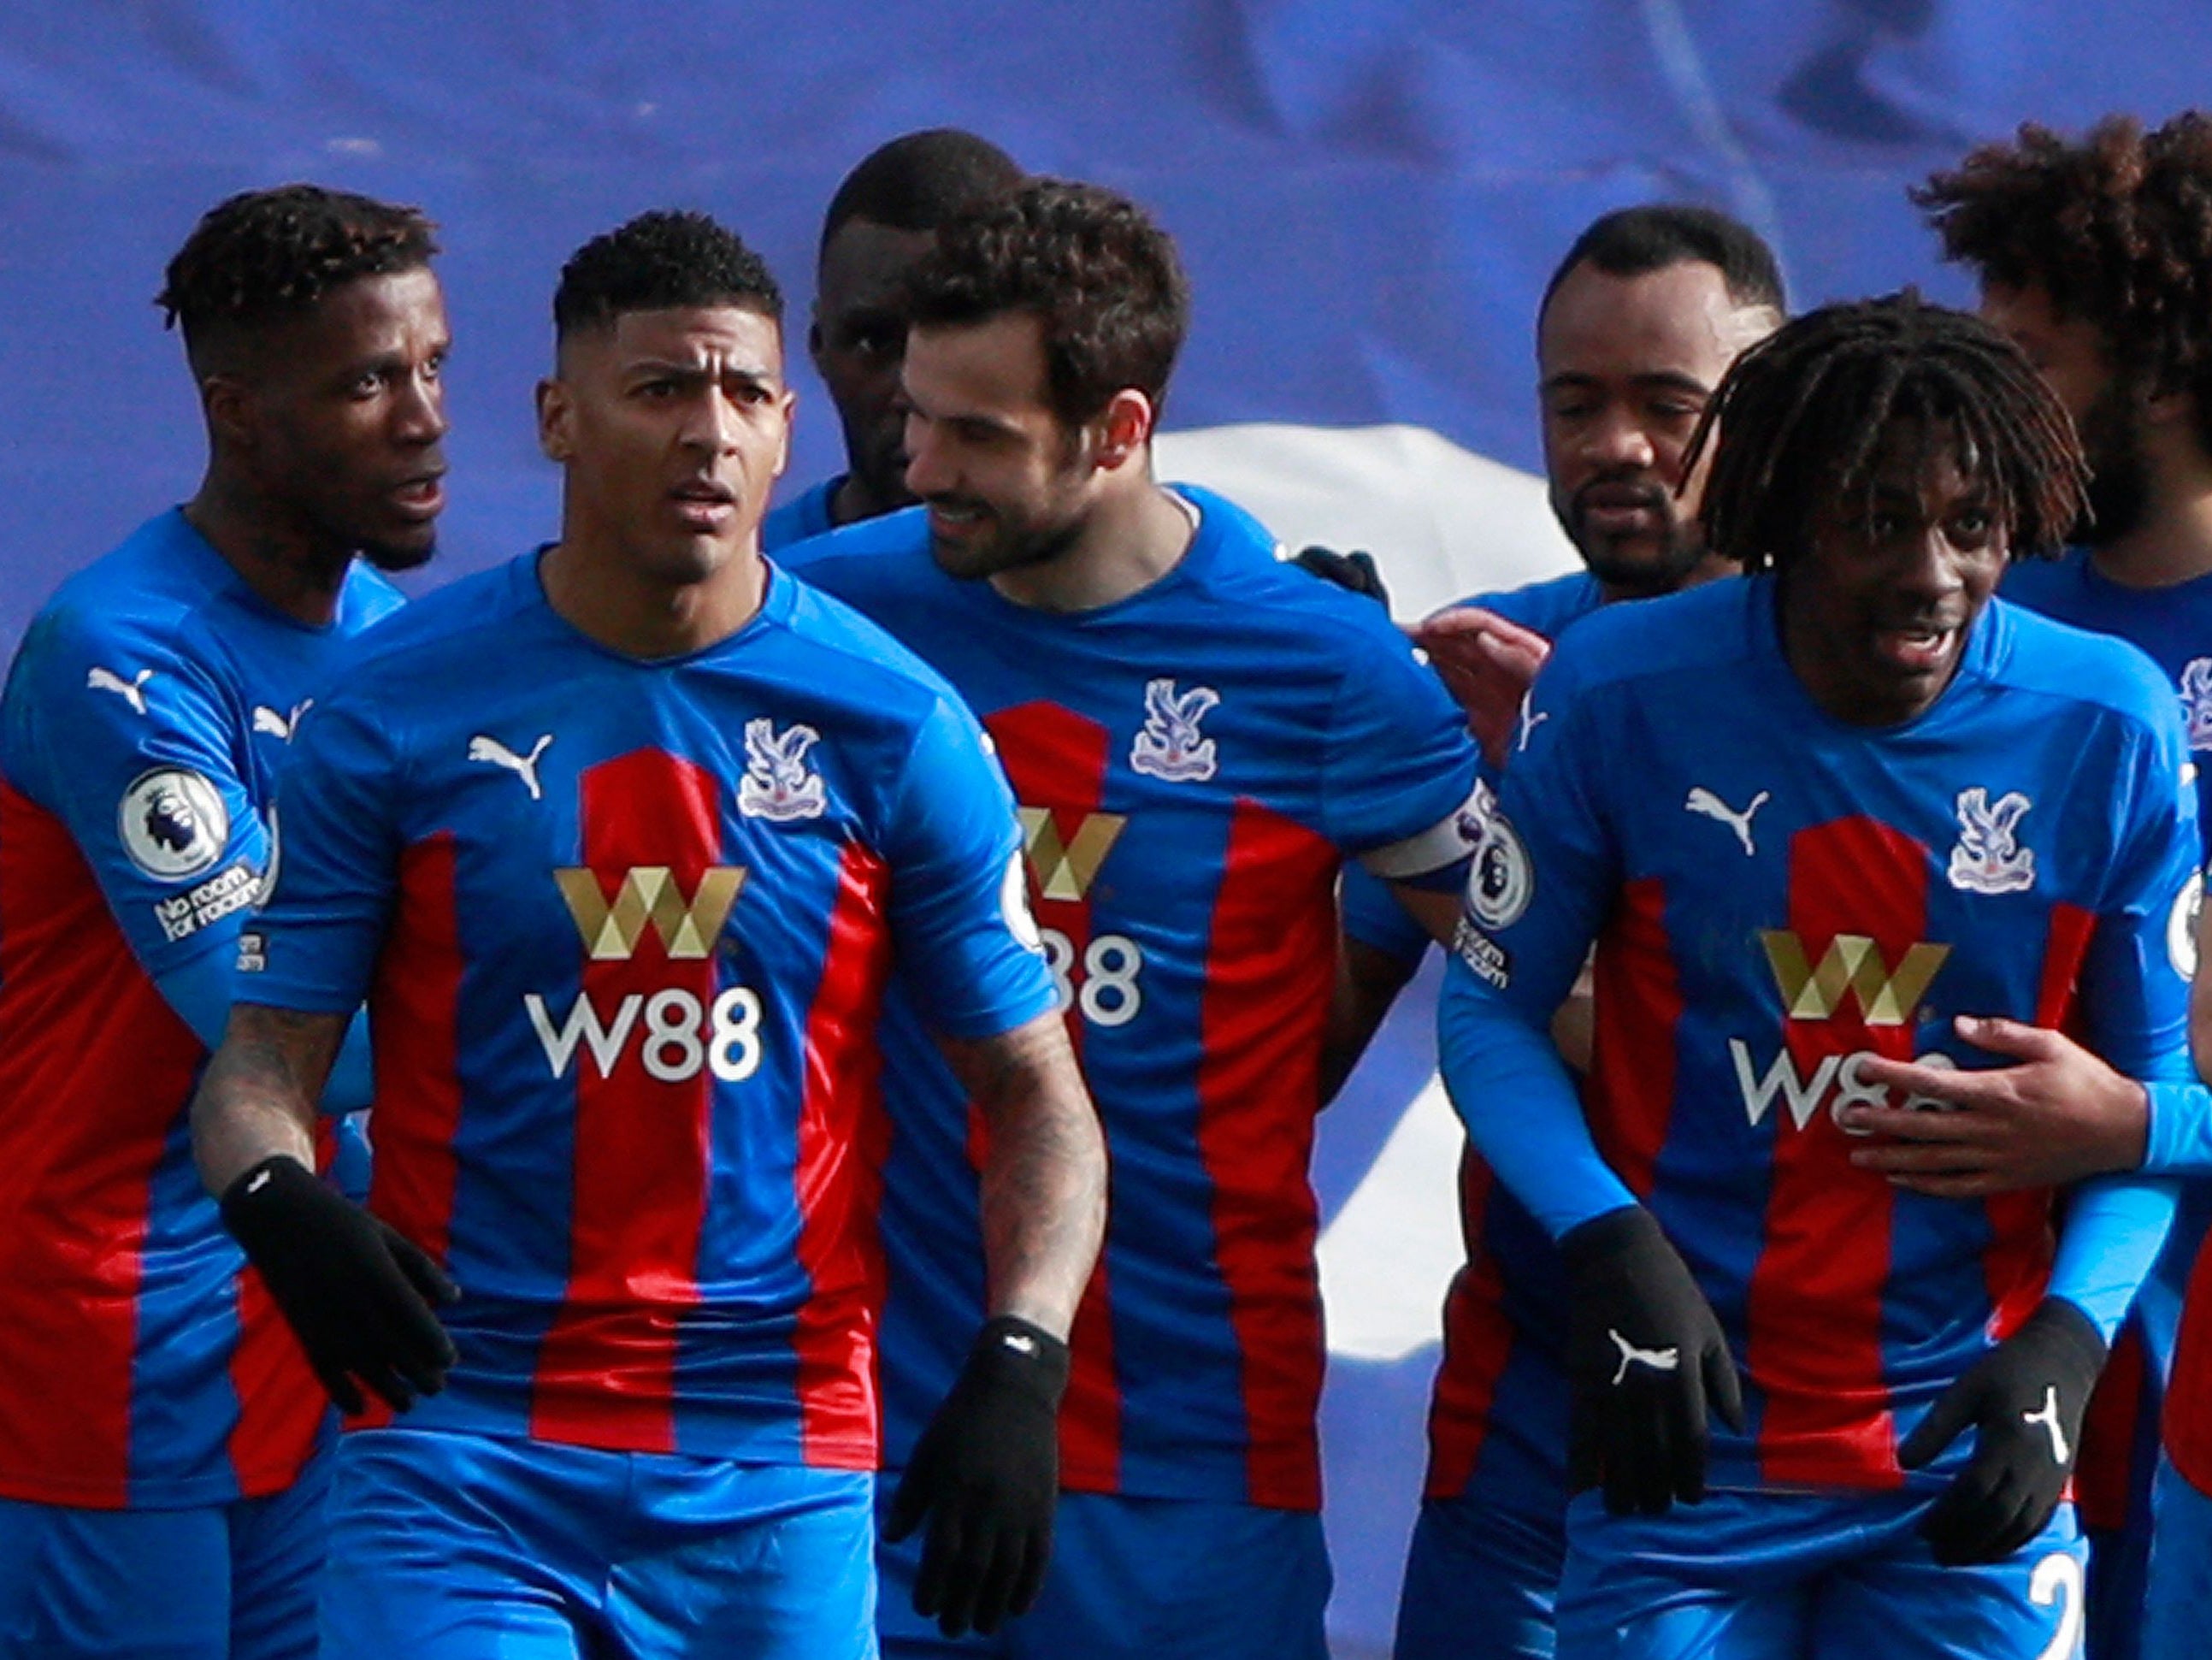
1759, 930, 1950, 1026
1018, 806, 1125, 903
554, 865, 746, 960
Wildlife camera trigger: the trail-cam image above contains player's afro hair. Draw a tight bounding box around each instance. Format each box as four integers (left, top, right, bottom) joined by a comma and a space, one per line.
819, 128, 1023, 255
1916, 113, 2212, 454
1687, 293, 2088, 575
1540, 204, 1787, 322
156, 183, 437, 363
553, 210, 782, 340
904, 178, 1189, 430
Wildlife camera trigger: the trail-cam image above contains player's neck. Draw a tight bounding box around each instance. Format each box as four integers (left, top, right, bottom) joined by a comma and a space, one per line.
829, 470, 903, 529
539, 535, 768, 659
2085, 457, 2212, 589
987, 478, 1195, 615
182, 477, 349, 628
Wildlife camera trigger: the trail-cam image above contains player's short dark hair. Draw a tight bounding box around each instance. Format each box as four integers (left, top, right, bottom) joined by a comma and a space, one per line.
819, 128, 1023, 255
553, 210, 782, 340
904, 178, 1189, 429
1915, 112, 2212, 454
1687, 293, 2087, 574
156, 183, 437, 369
1538, 204, 1787, 323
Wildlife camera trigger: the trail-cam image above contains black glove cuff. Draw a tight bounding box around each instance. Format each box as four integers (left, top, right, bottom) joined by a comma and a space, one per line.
218, 1153, 323, 1246
2019, 1297, 2109, 1377
966, 1316, 1071, 1409
1559, 1204, 1665, 1276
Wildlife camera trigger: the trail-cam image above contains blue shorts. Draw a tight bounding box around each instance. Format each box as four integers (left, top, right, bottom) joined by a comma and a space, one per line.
1394, 1359, 1566, 1660
318, 1427, 876, 1660
1559, 1489, 2085, 1660
0, 1444, 331, 1659
2144, 1457, 2212, 1660
875, 1482, 1329, 1659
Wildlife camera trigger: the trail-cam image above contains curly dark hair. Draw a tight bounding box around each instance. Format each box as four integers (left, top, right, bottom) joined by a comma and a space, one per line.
1915, 113, 2212, 453
819, 128, 1023, 254
156, 183, 437, 367
1686, 293, 2088, 573
903, 178, 1189, 429
554, 210, 782, 340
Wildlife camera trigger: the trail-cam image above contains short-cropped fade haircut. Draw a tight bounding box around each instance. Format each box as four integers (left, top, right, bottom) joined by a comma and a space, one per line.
1540, 203, 1787, 323
553, 210, 782, 341
156, 183, 437, 370
903, 179, 1190, 430
820, 127, 1023, 255
1686, 293, 2088, 574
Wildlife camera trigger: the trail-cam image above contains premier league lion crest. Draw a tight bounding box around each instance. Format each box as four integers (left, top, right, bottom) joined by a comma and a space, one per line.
117, 767, 228, 880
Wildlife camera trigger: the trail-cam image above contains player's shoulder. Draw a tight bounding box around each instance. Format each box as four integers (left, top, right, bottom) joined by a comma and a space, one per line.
1996, 546, 2089, 614
1178, 485, 1416, 655
761, 476, 841, 554
1538, 576, 1755, 706
766, 564, 976, 730
775, 503, 934, 594
17, 511, 247, 688
327, 556, 538, 691
1978, 594, 2180, 733
1476, 570, 1605, 637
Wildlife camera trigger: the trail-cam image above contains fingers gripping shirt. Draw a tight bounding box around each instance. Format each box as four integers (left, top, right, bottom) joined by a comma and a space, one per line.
1438, 577, 2198, 1495
244, 554, 1053, 1465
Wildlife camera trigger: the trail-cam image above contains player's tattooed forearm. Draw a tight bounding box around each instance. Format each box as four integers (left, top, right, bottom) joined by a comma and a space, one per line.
944, 1014, 1108, 1334
191, 1003, 347, 1191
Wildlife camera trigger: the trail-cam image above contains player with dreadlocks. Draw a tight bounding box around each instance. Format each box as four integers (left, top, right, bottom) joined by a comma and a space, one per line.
0, 183, 446, 1657
1792, 117, 2212, 1660
1436, 291, 2208, 1658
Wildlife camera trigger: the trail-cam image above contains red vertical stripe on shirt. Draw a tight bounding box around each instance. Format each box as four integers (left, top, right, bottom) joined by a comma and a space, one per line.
367, 834, 465, 1261
1195, 798, 1336, 1509
791, 842, 894, 1468
531, 749, 722, 1452
0, 785, 192, 1505
1589, 877, 1681, 1198
1750, 816, 1925, 1488
1425, 1150, 1515, 1498
2168, 1237, 2212, 1491
987, 701, 1124, 1492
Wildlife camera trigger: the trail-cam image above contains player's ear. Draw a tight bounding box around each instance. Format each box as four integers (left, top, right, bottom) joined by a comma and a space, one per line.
201, 373, 257, 453
536, 377, 573, 464
1094, 388, 1155, 474
772, 387, 796, 481
807, 311, 827, 376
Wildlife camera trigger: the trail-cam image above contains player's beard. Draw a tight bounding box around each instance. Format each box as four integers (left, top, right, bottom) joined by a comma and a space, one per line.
1559, 475, 1705, 598
2073, 380, 2152, 548
359, 532, 439, 573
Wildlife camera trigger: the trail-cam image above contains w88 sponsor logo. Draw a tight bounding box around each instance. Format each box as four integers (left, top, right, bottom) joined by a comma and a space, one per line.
1038, 929, 1144, 1027
1727, 1039, 1957, 1131
525, 987, 764, 1083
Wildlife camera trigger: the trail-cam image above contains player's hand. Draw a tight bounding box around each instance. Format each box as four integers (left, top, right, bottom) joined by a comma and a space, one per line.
1560, 1205, 1744, 1516
219, 1155, 459, 1415
1839, 1017, 2150, 1196
1900, 1298, 2107, 1566
1289, 545, 1391, 609
887, 1315, 1069, 1637
1410, 606, 1551, 767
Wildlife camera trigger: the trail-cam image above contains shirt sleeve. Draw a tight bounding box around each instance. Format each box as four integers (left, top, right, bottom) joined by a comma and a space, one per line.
237, 690, 404, 1013
1340, 862, 1435, 964
2049, 1175, 2180, 1344
883, 693, 1058, 1040
1436, 669, 1637, 1238
7, 608, 268, 981
1319, 618, 1484, 876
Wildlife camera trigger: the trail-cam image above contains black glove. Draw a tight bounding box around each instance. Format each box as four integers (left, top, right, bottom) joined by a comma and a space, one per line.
220, 1155, 459, 1415
1560, 1205, 1745, 1515
1900, 1297, 2107, 1566
886, 1314, 1069, 1638
1290, 545, 1390, 609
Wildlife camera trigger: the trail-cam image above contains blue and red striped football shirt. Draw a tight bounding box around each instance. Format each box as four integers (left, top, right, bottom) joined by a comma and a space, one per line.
1440, 577, 2198, 1493
0, 510, 400, 1509
240, 552, 1053, 1467
784, 487, 1482, 1509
